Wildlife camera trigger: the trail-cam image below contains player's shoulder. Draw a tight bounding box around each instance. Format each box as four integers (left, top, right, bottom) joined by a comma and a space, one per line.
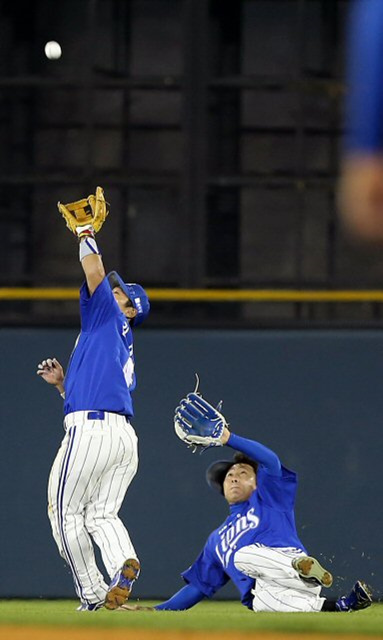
88, 278, 122, 313
255, 465, 299, 510
257, 464, 297, 482
94, 276, 115, 299
80, 276, 111, 300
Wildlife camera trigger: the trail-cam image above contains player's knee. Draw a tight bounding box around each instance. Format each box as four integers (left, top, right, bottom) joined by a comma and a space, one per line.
233, 550, 243, 572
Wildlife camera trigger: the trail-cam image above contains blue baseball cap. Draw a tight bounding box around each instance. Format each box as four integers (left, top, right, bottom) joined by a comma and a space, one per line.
107, 271, 150, 326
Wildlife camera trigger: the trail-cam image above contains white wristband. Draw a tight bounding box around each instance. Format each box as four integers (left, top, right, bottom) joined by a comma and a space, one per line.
79, 237, 100, 262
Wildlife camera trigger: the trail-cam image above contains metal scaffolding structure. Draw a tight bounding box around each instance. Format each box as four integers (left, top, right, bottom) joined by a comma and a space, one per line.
1, 0, 383, 327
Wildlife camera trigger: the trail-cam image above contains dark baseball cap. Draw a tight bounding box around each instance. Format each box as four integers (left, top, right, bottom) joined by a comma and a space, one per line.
107, 271, 150, 326
206, 454, 259, 495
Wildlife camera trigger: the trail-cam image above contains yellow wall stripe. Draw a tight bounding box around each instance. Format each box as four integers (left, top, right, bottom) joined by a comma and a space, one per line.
1, 287, 383, 302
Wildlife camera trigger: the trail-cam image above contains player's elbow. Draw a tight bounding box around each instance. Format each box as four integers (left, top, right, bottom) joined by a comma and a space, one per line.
268, 453, 282, 476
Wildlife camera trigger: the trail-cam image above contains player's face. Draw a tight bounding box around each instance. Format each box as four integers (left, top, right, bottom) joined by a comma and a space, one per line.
223, 463, 256, 505
112, 287, 138, 321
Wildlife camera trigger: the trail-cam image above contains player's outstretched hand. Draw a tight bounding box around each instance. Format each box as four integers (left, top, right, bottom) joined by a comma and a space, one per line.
36, 358, 64, 386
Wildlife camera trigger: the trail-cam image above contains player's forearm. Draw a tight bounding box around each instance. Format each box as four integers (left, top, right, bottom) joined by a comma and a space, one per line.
345, 0, 383, 152
226, 433, 282, 476
154, 584, 205, 611
81, 253, 105, 295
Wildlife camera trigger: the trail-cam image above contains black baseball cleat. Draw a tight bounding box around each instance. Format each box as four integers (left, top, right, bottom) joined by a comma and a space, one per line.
292, 555, 333, 588
104, 558, 141, 610
336, 581, 373, 612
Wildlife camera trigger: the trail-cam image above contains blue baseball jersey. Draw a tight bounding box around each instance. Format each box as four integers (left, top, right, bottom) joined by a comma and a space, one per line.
182, 465, 306, 608
63, 277, 136, 416
345, 0, 383, 152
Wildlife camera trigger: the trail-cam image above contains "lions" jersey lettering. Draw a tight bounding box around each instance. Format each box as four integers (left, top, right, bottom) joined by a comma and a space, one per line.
215, 508, 260, 567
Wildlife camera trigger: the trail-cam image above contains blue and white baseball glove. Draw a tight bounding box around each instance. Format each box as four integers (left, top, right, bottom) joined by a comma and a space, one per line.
174, 376, 227, 450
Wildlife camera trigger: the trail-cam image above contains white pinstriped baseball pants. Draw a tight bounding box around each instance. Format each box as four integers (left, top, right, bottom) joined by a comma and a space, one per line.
47, 411, 138, 606
234, 544, 325, 612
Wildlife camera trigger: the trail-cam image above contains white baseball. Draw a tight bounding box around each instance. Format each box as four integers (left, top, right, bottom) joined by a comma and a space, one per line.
44, 41, 62, 60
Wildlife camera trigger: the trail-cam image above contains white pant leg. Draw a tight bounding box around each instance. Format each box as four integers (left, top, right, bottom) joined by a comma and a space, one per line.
84, 420, 139, 578
48, 413, 137, 605
234, 545, 325, 613
251, 579, 324, 612
48, 441, 67, 559
48, 424, 109, 604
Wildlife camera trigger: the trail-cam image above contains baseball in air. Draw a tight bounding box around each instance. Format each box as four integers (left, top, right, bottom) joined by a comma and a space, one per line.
44, 41, 62, 60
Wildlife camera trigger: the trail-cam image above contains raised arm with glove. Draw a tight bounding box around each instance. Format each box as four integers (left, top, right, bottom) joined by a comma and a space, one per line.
174, 379, 281, 475
57, 186, 109, 294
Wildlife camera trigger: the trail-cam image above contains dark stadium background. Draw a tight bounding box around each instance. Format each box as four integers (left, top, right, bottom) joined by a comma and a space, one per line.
0, 0, 381, 602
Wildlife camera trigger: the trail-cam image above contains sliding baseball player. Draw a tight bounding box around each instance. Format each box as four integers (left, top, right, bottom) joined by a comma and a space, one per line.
124, 383, 372, 613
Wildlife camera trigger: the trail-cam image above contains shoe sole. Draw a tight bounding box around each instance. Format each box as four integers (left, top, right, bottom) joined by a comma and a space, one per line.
292, 555, 333, 588
104, 558, 141, 610
356, 580, 373, 607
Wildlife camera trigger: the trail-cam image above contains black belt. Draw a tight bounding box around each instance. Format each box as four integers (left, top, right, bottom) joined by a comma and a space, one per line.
87, 411, 130, 422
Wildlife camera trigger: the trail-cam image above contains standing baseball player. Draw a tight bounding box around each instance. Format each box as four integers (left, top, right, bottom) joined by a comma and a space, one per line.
126, 385, 372, 613
37, 187, 150, 611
